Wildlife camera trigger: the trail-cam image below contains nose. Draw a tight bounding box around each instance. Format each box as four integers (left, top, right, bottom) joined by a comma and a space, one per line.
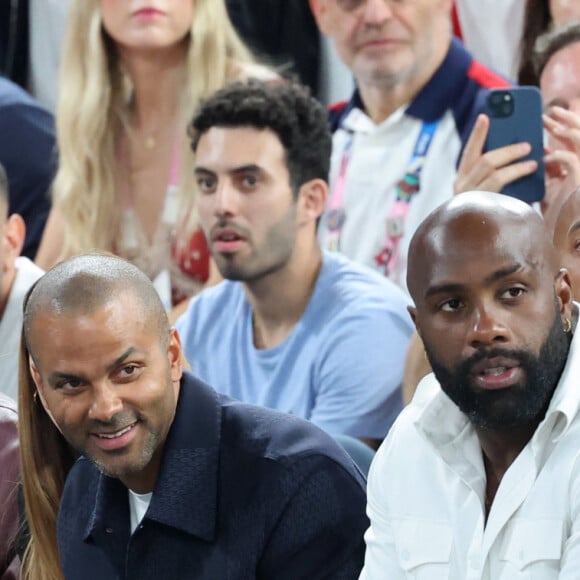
362, 0, 393, 24
213, 180, 239, 218
88, 382, 123, 422
465, 302, 510, 351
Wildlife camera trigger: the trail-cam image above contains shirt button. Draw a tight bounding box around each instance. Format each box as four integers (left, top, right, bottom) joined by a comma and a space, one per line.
106, 528, 113, 534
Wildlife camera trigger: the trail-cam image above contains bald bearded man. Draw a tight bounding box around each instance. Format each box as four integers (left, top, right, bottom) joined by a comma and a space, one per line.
360, 191, 580, 579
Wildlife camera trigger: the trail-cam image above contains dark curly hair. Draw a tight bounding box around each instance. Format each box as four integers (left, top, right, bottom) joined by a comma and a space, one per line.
188, 79, 331, 198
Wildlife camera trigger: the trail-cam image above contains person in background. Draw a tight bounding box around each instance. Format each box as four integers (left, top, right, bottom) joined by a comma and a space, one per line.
177, 79, 413, 448
452, 0, 524, 81
309, 0, 509, 289
519, 0, 580, 85
0, 163, 43, 402
20, 253, 369, 580
0, 394, 19, 580
553, 186, 580, 300
35, 0, 271, 309
226, 0, 320, 94
0, 78, 54, 260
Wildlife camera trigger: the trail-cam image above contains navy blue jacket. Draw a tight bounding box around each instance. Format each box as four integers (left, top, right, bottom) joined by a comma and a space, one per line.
0, 78, 55, 259
57, 372, 369, 579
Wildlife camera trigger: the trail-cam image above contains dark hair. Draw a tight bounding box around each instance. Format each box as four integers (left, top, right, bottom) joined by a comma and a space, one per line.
518, 0, 552, 85
533, 22, 580, 82
188, 79, 332, 197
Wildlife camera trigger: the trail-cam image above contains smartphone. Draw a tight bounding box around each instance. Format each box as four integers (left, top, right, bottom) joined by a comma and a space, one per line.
484, 86, 545, 203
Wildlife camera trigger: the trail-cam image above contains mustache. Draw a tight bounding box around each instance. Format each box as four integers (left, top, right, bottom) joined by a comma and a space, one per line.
459, 347, 533, 376
209, 219, 250, 239
89, 412, 137, 431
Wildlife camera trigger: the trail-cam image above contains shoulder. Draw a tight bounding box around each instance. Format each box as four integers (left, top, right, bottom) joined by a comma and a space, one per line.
0, 393, 17, 421
318, 252, 412, 320
0, 78, 53, 121
13, 257, 44, 290
451, 53, 511, 149
0, 394, 17, 448
4, 258, 44, 317
176, 281, 243, 332
219, 394, 365, 487
328, 99, 350, 132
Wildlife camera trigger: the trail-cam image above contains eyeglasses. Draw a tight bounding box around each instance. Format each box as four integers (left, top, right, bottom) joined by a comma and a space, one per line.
337, 0, 406, 12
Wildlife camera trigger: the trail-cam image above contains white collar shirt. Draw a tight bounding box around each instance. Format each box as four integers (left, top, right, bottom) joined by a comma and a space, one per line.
361, 326, 580, 579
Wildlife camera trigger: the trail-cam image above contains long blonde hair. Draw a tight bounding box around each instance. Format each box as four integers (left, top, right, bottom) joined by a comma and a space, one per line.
53, 0, 255, 259
18, 331, 77, 580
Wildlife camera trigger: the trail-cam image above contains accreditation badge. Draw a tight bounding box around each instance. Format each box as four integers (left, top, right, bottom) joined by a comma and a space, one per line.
326, 208, 346, 232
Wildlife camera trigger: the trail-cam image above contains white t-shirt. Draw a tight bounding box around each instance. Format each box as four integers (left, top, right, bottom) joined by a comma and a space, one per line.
128, 489, 153, 534
0, 257, 44, 401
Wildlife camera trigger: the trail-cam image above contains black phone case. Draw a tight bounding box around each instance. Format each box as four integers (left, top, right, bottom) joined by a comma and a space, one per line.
483, 86, 545, 203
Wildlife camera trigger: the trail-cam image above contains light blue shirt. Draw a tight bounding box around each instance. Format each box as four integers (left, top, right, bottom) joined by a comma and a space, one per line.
176, 252, 414, 439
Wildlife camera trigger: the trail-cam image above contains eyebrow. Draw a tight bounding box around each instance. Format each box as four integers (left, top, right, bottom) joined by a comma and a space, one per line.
47, 347, 139, 386
425, 263, 523, 299
568, 220, 580, 237
194, 164, 263, 176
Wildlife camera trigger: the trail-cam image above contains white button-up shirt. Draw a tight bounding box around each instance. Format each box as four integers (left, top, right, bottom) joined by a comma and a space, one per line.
361, 328, 580, 579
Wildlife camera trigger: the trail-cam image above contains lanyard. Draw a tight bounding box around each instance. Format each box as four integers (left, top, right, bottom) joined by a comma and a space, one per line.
375, 120, 438, 276
324, 119, 438, 272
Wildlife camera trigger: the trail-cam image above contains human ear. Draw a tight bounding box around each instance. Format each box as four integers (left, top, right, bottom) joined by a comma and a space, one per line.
555, 268, 574, 327
167, 328, 184, 382
298, 178, 327, 227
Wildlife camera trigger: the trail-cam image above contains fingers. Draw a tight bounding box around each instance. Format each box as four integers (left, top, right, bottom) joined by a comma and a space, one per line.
545, 149, 580, 182
544, 108, 580, 152
548, 105, 580, 130
455, 141, 535, 194
457, 114, 489, 176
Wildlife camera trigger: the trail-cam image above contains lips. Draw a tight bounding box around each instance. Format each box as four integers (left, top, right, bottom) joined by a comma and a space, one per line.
133, 7, 164, 17
470, 357, 523, 390
211, 226, 247, 254
91, 422, 137, 451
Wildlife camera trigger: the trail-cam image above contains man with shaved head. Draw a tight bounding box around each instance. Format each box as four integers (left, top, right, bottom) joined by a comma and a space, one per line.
22, 254, 369, 580
360, 191, 580, 579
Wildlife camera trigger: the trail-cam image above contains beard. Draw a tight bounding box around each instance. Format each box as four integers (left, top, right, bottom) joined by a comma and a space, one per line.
425, 301, 571, 431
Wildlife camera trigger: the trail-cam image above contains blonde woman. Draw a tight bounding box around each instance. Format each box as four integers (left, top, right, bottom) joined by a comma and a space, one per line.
36, 0, 269, 308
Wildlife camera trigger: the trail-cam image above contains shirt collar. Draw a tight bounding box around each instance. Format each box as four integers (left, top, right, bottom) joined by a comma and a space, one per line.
338, 37, 472, 132
85, 372, 222, 542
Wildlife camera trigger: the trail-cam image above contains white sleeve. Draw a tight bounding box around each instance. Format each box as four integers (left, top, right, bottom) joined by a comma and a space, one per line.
359, 433, 407, 580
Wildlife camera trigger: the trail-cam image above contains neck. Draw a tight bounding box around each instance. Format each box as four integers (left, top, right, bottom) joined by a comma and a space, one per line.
476, 420, 539, 489
118, 43, 188, 133
245, 239, 322, 350
357, 37, 451, 124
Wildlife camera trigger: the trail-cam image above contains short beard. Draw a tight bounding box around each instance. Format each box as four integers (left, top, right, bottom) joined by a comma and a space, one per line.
425, 301, 571, 431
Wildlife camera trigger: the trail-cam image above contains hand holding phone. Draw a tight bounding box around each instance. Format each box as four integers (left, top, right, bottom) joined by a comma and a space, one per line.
455, 88, 543, 201
483, 87, 545, 203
